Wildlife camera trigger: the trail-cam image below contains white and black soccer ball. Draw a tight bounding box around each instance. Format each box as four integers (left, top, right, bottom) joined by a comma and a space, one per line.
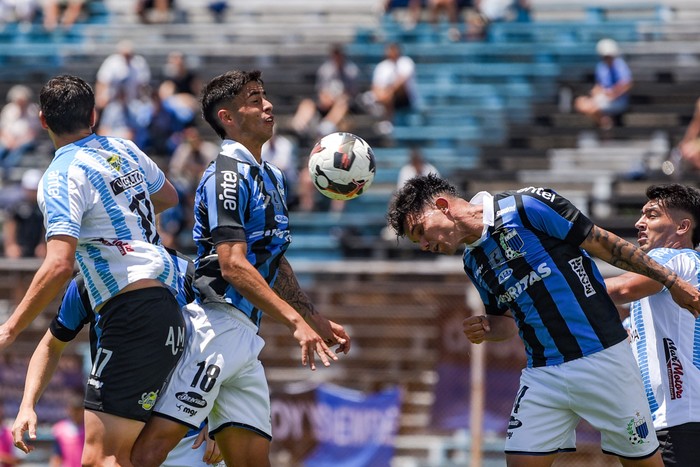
308, 132, 376, 201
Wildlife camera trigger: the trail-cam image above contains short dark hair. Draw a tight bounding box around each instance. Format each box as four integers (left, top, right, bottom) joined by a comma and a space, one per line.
387, 173, 458, 237
646, 183, 700, 247
39, 75, 94, 135
200, 70, 263, 139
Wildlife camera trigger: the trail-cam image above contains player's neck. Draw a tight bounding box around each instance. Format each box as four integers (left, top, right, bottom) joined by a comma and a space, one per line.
50, 128, 94, 150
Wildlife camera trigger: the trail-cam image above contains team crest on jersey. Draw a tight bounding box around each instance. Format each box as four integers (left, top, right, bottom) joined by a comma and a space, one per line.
138, 390, 159, 411
495, 228, 525, 261
626, 412, 650, 445
107, 154, 121, 171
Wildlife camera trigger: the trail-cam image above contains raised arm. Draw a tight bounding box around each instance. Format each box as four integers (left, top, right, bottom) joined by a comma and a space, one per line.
605, 272, 664, 305
217, 241, 339, 369
273, 257, 350, 354
463, 313, 518, 345
0, 235, 76, 349
581, 225, 700, 316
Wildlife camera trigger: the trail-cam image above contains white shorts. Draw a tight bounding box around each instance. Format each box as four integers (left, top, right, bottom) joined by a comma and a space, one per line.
505, 340, 659, 459
154, 302, 271, 439
163, 432, 224, 467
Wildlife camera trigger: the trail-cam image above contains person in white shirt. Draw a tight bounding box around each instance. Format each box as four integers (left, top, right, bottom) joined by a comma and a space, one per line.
396, 147, 440, 190
369, 42, 418, 127
605, 183, 700, 466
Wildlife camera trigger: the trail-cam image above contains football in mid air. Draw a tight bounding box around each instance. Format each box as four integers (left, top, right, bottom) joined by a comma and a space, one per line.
308, 132, 376, 201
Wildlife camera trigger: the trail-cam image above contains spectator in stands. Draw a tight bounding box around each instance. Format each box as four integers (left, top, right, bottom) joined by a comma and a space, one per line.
169, 125, 219, 190
677, 97, 700, 169
94, 40, 152, 113
50, 392, 85, 467
605, 184, 700, 467
136, 0, 174, 23
466, 0, 531, 40
158, 51, 201, 132
2, 169, 45, 259
397, 147, 440, 189
364, 42, 419, 134
291, 44, 361, 140
574, 38, 633, 130
387, 173, 700, 467
262, 130, 300, 209
0, 403, 18, 466
42, 0, 86, 32
0, 0, 40, 27
0, 84, 41, 180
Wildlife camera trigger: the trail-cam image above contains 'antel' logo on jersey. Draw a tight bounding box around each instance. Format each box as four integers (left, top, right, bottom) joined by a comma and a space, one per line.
219, 170, 238, 211
110, 170, 144, 195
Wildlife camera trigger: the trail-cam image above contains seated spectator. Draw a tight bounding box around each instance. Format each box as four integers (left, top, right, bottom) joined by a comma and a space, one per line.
291, 44, 361, 140
42, 0, 86, 32
94, 40, 152, 112
0, 0, 40, 27
466, 0, 531, 40
396, 147, 440, 189
363, 42, 419, 133
136, 0, 174, 23
574, 38, 633, 130
2, 169, 46, 259
262, 131, 300, 209
676, 97, 700, 170
168, 125, 219, 190
159, 51, 201, 127
0, 85, 40, 179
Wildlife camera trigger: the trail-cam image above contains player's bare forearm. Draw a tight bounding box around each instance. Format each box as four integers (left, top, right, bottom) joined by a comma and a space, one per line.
582, 226, 678, 288
272, 257, 318, 318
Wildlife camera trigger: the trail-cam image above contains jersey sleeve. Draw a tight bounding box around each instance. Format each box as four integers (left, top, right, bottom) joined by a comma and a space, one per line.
207, 158, 250, 245
650, 249, 698, 286
124, 139, 166, 194
518, 188, 593, 246
39, 165, 90, 239
49, 276, 93, 342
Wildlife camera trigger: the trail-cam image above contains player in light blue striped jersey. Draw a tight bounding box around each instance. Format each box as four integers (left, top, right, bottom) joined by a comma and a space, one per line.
0, 75, 185, 466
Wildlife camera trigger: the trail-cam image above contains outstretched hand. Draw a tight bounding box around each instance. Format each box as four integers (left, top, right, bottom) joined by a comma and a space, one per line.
11, 406, 38, 454
293, 321, 339, 371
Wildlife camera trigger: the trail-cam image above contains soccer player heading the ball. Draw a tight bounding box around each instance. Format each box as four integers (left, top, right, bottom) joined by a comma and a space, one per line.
131, 70, 351, 467
387, 174, 700, 467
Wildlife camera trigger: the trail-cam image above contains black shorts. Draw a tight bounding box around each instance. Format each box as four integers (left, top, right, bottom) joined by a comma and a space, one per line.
657, 422, 700, 466
85, 287, 185, 422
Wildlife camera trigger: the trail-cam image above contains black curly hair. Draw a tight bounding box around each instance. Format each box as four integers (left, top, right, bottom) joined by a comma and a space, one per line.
646, 184, 700, 247
387, 173, 458, 237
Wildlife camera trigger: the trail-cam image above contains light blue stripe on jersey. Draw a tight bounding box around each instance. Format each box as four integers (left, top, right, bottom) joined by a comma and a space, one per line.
84, 243, 120, 299
75, 251, 101, 303
157, 246, 173, 290
100, 135, 166, 194
631, 300, 659, 417
77, 158, 131, 239
694, 319, 700, 372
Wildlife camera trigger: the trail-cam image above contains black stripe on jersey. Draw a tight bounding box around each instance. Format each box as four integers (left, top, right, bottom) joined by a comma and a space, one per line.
513, 195, 584, 365
516, 196, 626, 353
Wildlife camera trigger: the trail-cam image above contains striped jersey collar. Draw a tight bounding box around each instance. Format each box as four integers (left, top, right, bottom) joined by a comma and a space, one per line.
221, 139, 261, 167
54, 133, 98, 159
465, 191, 493, 249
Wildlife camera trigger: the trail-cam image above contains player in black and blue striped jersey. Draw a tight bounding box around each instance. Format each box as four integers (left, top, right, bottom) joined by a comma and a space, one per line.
388, 174, 700, 467
11, 249, 222, 466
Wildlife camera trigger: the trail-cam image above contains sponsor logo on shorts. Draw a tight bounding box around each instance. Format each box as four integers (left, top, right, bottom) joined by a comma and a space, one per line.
139, 390, 159, 411
176, 391, 207, 408
507, 416, 523, 430
110, 170, 144, 195
568, 256, 596, 297
176, 403, 199, 417
87, 377, 102, 389
626, 412, 650, 445
663, 338, 684, 400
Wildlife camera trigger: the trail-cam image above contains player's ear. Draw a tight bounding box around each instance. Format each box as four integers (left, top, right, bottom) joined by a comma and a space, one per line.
90, 108, 98, 128
435, 197, 449, 212
678, 218, 691, 236
38, 110, 50, 130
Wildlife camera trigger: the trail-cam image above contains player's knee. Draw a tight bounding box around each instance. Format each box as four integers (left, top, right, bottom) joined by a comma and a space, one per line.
130, 440, 169, 467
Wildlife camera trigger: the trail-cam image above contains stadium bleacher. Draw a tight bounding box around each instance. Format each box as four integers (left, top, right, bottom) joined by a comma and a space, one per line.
2, 0, 700, 464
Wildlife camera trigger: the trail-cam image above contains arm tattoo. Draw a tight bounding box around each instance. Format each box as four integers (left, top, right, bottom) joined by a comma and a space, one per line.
272, 257, 318, 318
591, 226, 679, 289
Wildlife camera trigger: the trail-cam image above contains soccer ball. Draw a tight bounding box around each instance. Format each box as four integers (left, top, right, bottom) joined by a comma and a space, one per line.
308, 132, 376, 201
